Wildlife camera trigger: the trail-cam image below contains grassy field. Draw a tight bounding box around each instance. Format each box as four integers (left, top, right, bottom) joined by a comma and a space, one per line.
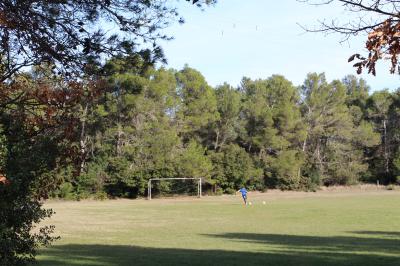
37, 188, 400, 266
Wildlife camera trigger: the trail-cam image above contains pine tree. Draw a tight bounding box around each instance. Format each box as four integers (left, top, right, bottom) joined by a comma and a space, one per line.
301, 73, 379, 185
241, 75, 305, 189
175, 66, 219, 144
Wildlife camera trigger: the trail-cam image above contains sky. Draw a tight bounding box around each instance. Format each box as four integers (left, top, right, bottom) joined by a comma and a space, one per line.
160, 0, 400, 91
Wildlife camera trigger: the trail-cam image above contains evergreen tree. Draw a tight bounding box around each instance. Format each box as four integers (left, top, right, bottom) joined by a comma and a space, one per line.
301, 73, 379, 185
209, 144, 263, 193
241, 75, 305, 189
212, 83, 242, 150
366, 90, 394, 182
176, 66, 219, 145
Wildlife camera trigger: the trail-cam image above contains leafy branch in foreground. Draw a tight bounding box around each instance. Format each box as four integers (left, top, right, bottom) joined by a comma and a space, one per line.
301, 0, 400, 75
0, 0, 215, 81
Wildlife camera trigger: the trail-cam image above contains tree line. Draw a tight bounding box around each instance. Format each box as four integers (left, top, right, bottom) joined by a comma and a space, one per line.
19, 56, 395, 200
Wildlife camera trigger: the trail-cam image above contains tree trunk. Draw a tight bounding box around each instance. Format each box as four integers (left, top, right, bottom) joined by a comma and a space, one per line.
79, 102, 89, 175
117, 123, 122, 156
298, 133, 308, 180
302, 135, 308, 152
299, 106, 312, 181
316, 139, 323, 173
383, 119, 389, 174
214, 130, 220, 151
116, 82, 123, 157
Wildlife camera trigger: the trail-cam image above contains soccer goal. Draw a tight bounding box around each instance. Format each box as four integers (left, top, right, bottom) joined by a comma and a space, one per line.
147, 178, 202, 200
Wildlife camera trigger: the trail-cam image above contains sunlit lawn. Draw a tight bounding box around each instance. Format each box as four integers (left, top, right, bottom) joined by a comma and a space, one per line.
37, 189, 400, 266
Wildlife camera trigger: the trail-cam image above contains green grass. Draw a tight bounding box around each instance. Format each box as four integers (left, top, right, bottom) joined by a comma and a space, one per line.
37, 190, 400, 266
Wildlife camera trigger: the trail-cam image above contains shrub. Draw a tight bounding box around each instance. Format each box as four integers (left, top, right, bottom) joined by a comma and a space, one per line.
58, 182, 75, 200
386, 184, 396, 190
94, 191, 109, 200
0, 184, 59, 265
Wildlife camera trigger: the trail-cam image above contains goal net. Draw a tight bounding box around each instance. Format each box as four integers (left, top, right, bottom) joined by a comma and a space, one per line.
147, 178, 202, 200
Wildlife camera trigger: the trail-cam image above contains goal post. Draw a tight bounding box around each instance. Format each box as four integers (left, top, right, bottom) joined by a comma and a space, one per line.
147, 178, 202, 200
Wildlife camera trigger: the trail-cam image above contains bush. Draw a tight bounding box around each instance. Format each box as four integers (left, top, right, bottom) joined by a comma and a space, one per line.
0, 184, 59, 265
94, 191, 108, 200
209, 144, 263, 193
225, 188, 236, 194
58, 182, 75, 200
386, 184, 396, 190
213, 187, 224, 195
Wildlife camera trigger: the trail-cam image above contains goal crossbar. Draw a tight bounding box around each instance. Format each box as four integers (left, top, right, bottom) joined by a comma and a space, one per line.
147, 178, 202, 200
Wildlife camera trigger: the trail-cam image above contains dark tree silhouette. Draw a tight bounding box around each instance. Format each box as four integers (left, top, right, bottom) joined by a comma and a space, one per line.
0, 0, 215, 81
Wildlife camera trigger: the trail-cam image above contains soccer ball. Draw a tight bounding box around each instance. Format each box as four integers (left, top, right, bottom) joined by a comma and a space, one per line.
262, 201, 266, 205
248, 202, 252, 205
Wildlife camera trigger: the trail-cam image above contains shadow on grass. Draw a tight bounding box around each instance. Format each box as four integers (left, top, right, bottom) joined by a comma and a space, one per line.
39, 232, 400, 266
350, 231, 400, 238
204, 232, 400, 254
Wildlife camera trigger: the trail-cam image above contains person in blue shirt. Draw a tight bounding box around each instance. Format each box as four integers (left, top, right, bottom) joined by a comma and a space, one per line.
237, 187, 248, 205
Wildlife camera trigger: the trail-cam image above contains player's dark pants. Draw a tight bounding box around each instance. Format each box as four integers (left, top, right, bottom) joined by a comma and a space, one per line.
242, 194, 247, 205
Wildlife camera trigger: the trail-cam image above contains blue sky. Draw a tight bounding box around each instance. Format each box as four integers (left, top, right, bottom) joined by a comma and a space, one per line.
160, 0, 400, 91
